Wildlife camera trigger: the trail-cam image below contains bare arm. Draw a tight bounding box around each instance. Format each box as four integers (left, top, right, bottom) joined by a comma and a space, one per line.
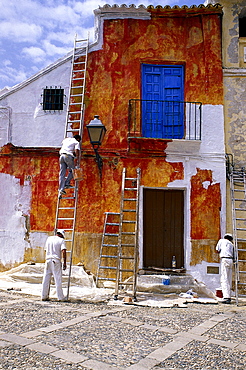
62, 249, 66, 270
74, 149, 80, 166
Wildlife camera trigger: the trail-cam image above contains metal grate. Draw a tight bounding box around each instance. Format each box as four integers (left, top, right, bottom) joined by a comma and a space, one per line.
128, 99, 202, 140
42, 87, 64, 111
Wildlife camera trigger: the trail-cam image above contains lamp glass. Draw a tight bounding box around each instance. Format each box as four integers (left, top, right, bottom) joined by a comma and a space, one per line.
86, 116, 106, 145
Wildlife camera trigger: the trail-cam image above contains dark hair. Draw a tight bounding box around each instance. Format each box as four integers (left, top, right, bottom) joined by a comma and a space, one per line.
224, 234, 233, 242
74, 134, 81, 142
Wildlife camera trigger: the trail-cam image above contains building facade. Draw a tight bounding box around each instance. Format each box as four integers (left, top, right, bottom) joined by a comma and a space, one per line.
0, 3, 225, 291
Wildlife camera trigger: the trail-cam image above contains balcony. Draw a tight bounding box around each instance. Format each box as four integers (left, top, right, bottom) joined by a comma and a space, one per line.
128, 99, 202, 141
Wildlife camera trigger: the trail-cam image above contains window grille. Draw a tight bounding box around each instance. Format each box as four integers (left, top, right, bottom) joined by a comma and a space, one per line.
42, 86, 64, 111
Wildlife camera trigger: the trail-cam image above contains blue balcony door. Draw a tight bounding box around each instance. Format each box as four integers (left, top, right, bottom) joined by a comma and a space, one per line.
141, 64, 184, 139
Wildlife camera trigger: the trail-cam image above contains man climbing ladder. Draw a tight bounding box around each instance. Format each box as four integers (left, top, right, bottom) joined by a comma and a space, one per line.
59, 134, 81, 198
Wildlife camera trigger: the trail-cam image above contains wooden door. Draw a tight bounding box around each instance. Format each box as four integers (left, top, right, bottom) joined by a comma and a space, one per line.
143, 188, 184, 269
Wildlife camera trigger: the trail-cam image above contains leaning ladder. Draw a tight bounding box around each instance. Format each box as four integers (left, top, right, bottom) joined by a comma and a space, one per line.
54, 35, 89, 300
230, 169, 246, 305
96, 212, 121, 288
114, 168, 141, 301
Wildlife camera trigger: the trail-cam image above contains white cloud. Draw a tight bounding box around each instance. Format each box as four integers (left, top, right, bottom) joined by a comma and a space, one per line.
22, 47, 46, 63
0, 0, 203, 90
0, 21, 42, 43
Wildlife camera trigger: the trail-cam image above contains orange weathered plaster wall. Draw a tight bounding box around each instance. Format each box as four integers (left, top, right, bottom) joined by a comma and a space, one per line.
0, 7, 224, 273
190, 168, 221, 265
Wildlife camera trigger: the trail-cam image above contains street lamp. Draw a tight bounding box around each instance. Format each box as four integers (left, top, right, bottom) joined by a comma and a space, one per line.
86, 115, 106, 176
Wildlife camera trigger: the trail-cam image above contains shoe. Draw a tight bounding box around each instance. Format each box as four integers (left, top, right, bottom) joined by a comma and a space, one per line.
41, 298, 50, 301
65, 185, 73, 189
222, 298, 231, 304
58, 190, 66, 198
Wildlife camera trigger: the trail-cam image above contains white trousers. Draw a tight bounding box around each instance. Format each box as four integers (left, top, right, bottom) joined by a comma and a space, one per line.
221, 258, 233, 299
41, 259, 65, 301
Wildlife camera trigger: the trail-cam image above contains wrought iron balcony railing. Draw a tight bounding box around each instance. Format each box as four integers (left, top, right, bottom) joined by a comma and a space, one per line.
128, 99, 202, 140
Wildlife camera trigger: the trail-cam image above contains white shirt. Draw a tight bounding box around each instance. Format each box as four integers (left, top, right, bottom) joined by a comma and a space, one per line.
216, 238, 234, 259
44, 235, 66, 261
59, 137, 80, 157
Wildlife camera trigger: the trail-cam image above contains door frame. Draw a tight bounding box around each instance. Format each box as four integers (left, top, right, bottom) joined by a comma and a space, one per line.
138, 186, 188, 269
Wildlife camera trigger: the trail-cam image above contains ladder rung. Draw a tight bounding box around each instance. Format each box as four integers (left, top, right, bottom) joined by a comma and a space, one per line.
119, 269, 134, 272
236, 218, 246, 221
72, 77, 85, 81
122, 209, 136, 212
71, 85, 84, 89
125, 177, 137, 181
236, 228, 246, 231
237, 238, 246, 242
74, 62, 86, 65
97, 277, 116, 281
118, 281, 134, 285
99, 266, 117, 270
105, 212, 120, 215
105, 233, 119, 237
125, 188, 137, 191
239, 271, 246, 273
235, 208, 246, 211
238, 294, 246, 297
58, 215, 75, 219
59, 207, 75, 210
101, 255, 117, 259
106, 223, 120, 226
122, 220, 136, 224
120, 256, 134, 260
121, 244, 135, 247
102, 244, 118, 247
68, 111, 82, 114
123, 198, 137, 201
122, 232, 135, 235
71, 94, 83, 97
238, 249, 246, 251
70, 102, 82, 106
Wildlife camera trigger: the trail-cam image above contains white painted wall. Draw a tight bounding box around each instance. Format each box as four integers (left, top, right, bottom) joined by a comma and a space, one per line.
0, 57, 71, 148
0, 173, 31, 265
164, 104, 226, 291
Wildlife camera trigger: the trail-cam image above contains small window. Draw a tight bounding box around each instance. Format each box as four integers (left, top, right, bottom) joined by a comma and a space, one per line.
239, 16, 246, 37
42, 87, 64, 111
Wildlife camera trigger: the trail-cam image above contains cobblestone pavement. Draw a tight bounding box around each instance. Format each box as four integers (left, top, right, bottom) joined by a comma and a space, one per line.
0, 289, 246, 369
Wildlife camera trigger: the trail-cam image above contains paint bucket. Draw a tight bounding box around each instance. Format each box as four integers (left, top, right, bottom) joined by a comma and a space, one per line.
162, 276, 170, 285
215, 288, 223, 298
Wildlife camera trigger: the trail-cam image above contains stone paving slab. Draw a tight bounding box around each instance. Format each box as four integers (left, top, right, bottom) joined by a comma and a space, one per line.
0, 340, 11, 348
0, 332, 36, 346
51, 349, 88, 363
26, 342, 58, 354
207, 338, 238, 349
1, 289, 246, 369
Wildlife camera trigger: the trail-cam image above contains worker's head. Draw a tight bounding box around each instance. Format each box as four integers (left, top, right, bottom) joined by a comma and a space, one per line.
224, 233, 233, 242
74, 134, 81, 142
57, 229, 65, 238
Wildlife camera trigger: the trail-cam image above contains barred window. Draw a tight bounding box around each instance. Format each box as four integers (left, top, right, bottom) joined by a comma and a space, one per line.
42, 87, 64, 111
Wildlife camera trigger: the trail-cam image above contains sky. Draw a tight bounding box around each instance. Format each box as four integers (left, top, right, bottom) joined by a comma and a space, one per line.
0, 0, 207, 91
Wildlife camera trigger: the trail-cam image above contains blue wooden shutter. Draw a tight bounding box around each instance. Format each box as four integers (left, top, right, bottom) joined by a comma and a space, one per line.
142, 64, 184, 139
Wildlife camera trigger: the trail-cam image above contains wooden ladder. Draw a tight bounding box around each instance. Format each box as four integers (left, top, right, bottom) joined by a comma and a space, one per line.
230, 168, 246, 305
54, 35, 89, 300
